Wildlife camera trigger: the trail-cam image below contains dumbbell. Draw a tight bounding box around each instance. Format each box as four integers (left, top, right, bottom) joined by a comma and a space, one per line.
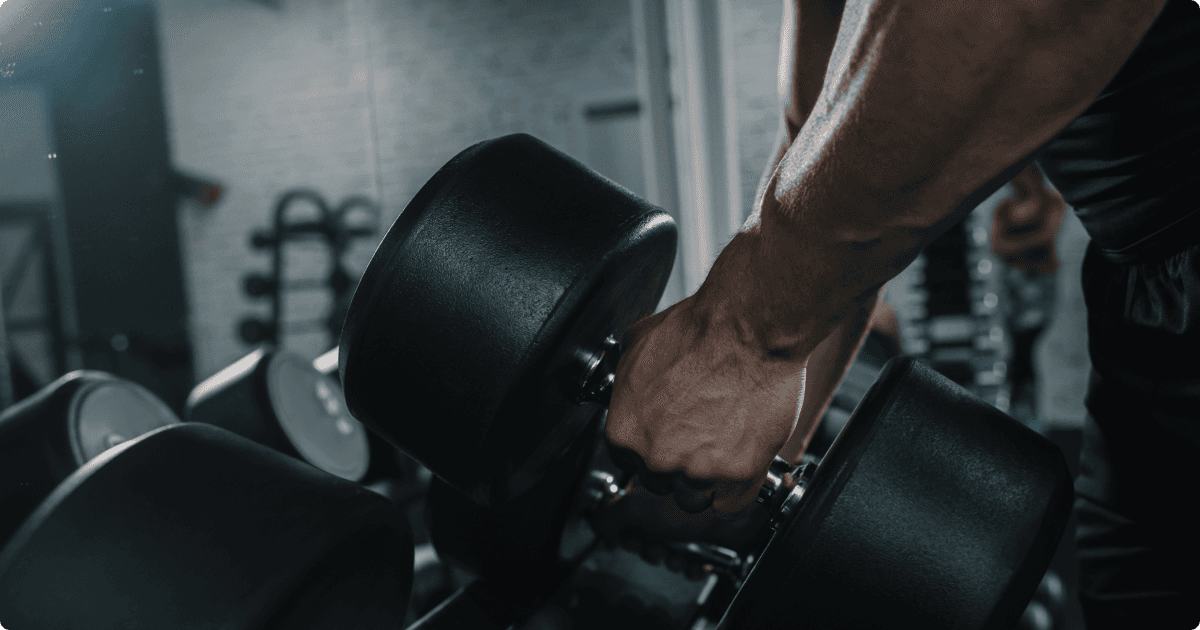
186, 347, 370, 482
338, 134, 1073, 629
808, 328, 901, 460
0, 422, 415, 629
312, 347, 432, 503
0, 370, 181, 546
0, 374, 414, 628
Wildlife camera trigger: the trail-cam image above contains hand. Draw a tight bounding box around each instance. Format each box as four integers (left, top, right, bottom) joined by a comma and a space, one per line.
603, 294, 807, 517
991, 162, 1066, 274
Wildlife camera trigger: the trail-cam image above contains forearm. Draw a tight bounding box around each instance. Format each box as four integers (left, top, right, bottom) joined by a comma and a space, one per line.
777, 286, 879, 463
702, 0, 1166, 358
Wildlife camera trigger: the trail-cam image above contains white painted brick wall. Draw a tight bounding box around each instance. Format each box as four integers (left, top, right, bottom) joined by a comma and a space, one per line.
727, 0, 783, 222
158, 0, 635, 379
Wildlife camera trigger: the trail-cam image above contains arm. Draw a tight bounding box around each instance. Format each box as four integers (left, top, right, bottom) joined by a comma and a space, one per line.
607, 0, 1167, 514
764, 0, 875, 465
716, 0, 1164, 358
776, 291, 878, 462
990, 161, 1066, 274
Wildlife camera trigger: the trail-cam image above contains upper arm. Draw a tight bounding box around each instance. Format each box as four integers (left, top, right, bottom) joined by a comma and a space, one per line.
782, 0, 848, 140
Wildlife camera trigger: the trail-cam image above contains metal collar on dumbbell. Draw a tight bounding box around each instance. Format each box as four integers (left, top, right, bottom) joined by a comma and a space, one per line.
575, 335, 622, 406
582, 469, 627, 514
756, 456, 817, 527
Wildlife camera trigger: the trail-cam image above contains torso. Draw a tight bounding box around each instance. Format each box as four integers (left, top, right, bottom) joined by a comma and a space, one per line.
1038, 0, 1200, 263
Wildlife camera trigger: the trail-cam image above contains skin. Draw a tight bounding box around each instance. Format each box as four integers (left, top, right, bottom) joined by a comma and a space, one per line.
604, 0, 1168, 517
592, 171, 1065, 563
991, 161, 1067, 274
591, 177, 1065, 559
591, 296, 898, 557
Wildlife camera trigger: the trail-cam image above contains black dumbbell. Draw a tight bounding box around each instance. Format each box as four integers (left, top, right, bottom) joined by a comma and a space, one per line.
0, 370, 181, 546
806, 328, 900, 459
186, 347, 370, 482
0, 421, 414, 628
311, 346, 432, 504
339, 134, 1072, 630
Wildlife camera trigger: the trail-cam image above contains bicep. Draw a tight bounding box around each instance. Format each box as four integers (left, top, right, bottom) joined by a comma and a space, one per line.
753, 0, 847, 224
782, 0, 847, 140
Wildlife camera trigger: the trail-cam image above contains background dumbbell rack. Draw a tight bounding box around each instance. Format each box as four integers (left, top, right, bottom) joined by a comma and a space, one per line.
239, 189, 378, 351
894, 203, 1058, 432
898, 206, 1016, 417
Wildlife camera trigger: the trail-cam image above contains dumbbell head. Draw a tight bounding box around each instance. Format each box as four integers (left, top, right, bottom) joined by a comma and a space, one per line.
340, 133, 677, 505
0, 370, 180, 546
716, 356, 1073, 630
424, 413, 607, 606
186, 348, 370, 482
0, 422, 413, 629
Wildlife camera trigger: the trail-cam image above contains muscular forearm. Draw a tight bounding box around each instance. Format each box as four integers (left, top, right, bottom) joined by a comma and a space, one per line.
777, 286, 880, 463
700, 0, 1166, 359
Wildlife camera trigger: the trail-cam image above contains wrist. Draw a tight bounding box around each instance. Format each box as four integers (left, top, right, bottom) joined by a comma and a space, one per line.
691, 230, 821, 361
693, 217, 882, 361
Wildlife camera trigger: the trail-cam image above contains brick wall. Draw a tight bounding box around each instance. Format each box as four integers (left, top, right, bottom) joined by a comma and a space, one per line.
726, 0, 783, 221
157, 0, 636, 378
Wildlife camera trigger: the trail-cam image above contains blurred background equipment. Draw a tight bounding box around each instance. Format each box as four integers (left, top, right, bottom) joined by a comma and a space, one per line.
185, 346, 371, 482
903, 207, 1015, 414
1, 198, 78, 406
239, 189, 378, 349
1, 0, 210, 412
0, 370, 181, 547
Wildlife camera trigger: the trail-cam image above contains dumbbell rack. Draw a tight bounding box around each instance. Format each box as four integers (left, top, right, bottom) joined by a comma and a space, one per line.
1003, 265, 1057, 430
239, 189, 378, 349
898, 206, 1014, 414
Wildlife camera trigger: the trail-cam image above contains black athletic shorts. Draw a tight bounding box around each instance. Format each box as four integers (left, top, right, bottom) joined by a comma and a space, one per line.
1074, 239, 1200, 629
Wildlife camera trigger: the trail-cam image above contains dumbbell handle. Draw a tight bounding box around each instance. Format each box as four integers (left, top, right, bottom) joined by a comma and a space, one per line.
580, 462, 810, 580
583, 458, 815, 523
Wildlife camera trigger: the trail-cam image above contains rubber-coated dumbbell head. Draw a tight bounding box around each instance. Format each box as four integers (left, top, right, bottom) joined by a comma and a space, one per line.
340, 133, 677, 505
424, 412, 607, 617
187, 347, 370, 481
0, 422, 414, 629
0, 370, 180, 545
717, 356, 1073, 630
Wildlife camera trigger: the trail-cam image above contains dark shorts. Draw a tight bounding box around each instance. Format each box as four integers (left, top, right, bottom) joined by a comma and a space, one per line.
1075, 240, 1200, 629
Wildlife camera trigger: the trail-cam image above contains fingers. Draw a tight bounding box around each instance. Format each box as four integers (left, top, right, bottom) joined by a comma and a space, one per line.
991, 162, 1067, 274
709, 473, 768, 517
605, 441, 719, 513
992, 226, 1059, 273
991, 196, 1064, 273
